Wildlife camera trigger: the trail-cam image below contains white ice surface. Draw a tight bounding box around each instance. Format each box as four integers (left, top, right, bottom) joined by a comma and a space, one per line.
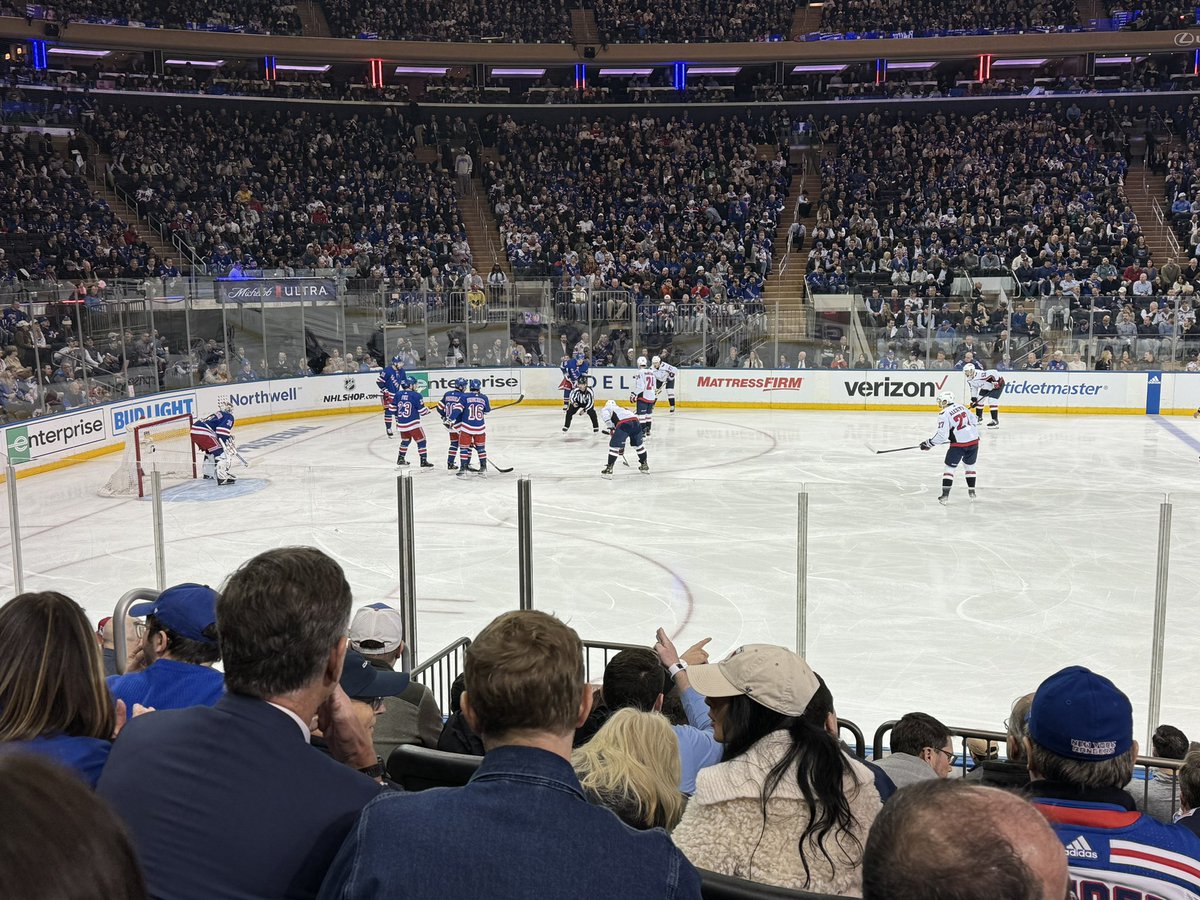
3, 405, 1199, 742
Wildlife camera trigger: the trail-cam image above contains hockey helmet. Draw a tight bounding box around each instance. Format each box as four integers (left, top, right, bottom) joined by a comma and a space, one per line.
468, 379, 482, 392
391, 354, 404, 367
651, 355, 662, 367
637, 355, 648, 368
603, 399, 620, 414
216, 396, 233, 412
936, 390, 956, 408
962, 363, 977, 379
453, 378, 468, 391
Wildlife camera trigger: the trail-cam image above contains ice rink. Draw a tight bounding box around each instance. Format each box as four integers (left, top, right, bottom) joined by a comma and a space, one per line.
4, 403, 1199, 741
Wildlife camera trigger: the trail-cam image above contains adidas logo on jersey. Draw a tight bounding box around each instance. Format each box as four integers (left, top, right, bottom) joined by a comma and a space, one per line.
1065, 836, 1099, 860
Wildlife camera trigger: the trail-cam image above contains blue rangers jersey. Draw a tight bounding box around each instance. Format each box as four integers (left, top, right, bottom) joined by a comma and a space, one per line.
1035, 794, 1200, 899
377, 365, 407, 398
563, 357, 590, 382
439, 388, 466, 427
192, 411, 234, 441
451, 392, 491, 435
392, 389, 430, 429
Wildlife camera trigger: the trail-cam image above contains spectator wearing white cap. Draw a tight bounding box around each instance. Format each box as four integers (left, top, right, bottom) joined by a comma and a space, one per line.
349, 603, 444, 757
670, 645, 882, 894
1028, 666, 1200, 898
106, 584, 223, 711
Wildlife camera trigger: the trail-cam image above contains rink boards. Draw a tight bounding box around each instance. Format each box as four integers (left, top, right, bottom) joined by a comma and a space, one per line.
2, 367, 1197, 478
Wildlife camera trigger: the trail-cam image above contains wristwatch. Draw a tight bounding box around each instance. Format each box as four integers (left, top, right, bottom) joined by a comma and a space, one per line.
358, 756, 386, 780
667, 660, 688, 679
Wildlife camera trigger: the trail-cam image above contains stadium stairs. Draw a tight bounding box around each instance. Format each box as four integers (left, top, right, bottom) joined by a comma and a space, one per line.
571, 6, 600, 44
1124, 162, 1182, 266
790, 1, 823, 37
55, 136, 184, 272
763, 148, 820, 340
460, 173, 512, 280
296, 0, 332, 37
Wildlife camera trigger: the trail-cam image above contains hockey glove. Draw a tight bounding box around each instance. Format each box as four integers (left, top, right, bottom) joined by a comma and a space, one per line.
919, 441, 932, 451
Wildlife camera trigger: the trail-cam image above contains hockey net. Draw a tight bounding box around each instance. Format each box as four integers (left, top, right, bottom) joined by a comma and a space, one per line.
99, 413, 197, 498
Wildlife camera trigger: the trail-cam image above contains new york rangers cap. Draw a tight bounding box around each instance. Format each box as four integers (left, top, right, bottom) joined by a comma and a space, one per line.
340, 649, 409, 700
1028, 666, 1133, 761
130, 583, 218, 644
687, 644, 820, 718
349, 602, 404, 654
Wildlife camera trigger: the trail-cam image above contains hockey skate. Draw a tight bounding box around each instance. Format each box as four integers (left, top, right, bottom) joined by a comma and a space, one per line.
968, 489, 977, 500
456, 466, 470, 477
475, 469, 488, 478
937, 495, 949, 506
562, 427, 568, 433
447, 462, 458, 471
420, 459, 435, 469
987, 421, 999, 428
396, 457, 409, 467
601, 464, 614, 477
638, 462, 650, 473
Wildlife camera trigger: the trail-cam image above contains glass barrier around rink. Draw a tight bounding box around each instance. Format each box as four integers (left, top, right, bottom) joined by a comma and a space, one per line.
1157, 490, 1200, 740
803, 481, 1168, 744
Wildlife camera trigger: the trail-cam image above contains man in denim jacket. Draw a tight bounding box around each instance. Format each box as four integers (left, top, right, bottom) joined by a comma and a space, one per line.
318, 610, 701, 900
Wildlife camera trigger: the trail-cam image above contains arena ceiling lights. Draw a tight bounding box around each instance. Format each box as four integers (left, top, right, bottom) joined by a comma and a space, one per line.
47, 48, 110, 57
688, 66, 742, 75
791, 64, 846, 73
276, 64, 330, 72
886, 60, 938, 70
393, 66, 449, 75
991, 58, 1049, 66
490, 67, 546, 77
164, 58, 225, 67
597, 68, 654, 76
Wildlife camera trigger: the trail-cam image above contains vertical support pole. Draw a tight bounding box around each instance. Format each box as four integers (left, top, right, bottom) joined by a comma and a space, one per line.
6, 463, 23, 595
518, 477, 533, 610
796, 490, 809, 658
151, 469, 166, 591
1147, 498, 1172, 746
397, 473, 418, 670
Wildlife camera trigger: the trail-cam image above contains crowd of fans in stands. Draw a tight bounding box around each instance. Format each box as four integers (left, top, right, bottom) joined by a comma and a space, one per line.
84, 105, 473, 289
591, 0, 792, 42
818, 0, 1078, 35
1113, 0, 1200, 29
321, 0, 571, 41
11, 0, 300, 32
2, 548, 1199, 899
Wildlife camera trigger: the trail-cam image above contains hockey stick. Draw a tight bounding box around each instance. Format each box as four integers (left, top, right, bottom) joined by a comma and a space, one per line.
865, 443, 921, 455
491, 393, 525, 411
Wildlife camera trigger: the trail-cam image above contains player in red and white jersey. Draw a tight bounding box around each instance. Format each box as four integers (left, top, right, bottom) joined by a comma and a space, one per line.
962, 363, 1006, 428
920, 390, 980, 505
631, 356, 658, 436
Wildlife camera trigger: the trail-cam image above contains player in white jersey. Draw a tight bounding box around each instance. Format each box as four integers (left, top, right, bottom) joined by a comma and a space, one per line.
962, 363, 1006, 428
631, 356, 658, 435
651, 355, 679, 413
920, 390, 980, 505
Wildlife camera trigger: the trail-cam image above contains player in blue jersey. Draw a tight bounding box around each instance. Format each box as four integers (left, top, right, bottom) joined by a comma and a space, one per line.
598, 399, 648, 477
559, 353, 590, 409
437, 378, 468, 470
189, 398, 238, 485
563, 377, 599, 434
450, 379, 491, 477
393, 378, 434, 469
376, 355, 408, 438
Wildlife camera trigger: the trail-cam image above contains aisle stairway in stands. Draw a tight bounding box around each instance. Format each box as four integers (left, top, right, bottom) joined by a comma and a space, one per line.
460, 175, 512, 280
571, 7, 600, 44
1123, 162, 1182, 267
53, 136, 184, 270
762, 149, 819, 341
791, 1, 823, 37
296, 0, 332, 37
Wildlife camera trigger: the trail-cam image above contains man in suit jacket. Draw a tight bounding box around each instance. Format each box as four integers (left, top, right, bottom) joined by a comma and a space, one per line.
1179, 750, 1200, 838
98, 547, 383, 900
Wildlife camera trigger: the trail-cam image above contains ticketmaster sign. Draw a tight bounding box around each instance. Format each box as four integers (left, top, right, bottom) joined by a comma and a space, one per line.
217, 278, 338, 304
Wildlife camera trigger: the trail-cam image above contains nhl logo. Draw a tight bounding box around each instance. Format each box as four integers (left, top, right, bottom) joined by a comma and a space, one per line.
343, 377, 356, 392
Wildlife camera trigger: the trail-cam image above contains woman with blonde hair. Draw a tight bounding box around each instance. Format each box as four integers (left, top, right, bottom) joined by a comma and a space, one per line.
0, 592, 119, 786
572, 707, 685, 832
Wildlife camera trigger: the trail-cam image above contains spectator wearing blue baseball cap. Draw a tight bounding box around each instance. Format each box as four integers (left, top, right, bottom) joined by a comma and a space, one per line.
106, 584, 224, 711
1027, 665, 1200, 898
311, 649, 409, 773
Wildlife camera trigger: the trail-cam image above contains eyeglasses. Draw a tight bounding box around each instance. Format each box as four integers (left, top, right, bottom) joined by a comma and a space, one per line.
132, 621, 147, 639
928, 747, 956, 763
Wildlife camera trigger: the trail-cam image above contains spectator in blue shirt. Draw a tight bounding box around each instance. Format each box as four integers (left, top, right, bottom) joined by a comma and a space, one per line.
318, 610, 701, 900
878, 349, 898, 370
0, 591, 120, 787
107, 584, 224, 711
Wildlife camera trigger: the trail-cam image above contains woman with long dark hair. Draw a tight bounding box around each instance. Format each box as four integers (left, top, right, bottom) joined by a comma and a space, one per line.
669, 644, 881, 893
0, 592, 116, 786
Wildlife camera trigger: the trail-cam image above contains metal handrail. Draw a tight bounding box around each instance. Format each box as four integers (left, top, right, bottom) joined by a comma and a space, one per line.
112, 586, 161, 676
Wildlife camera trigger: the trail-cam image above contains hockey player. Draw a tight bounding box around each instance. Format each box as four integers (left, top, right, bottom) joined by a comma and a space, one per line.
598, 399, 648, 476
652, 354, 679, 413
920, 390, 980, 505
376, 355, 408, 437
451, 379, 491, 477
563, 377, 599, 434
631, 356, 658, 436
437, 378, 468, 470
559, 353, 590, 410
393, 378, 434, 469
190, 397, 238, 486
962, 363, 1005, 428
